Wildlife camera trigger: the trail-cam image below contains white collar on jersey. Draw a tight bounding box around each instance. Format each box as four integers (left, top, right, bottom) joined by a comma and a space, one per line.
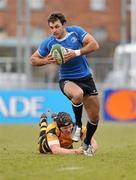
55, 32, 73, 42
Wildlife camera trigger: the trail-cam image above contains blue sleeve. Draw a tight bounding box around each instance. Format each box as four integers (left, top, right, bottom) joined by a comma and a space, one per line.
38, 39, 50, 57
67, 26, 88, 42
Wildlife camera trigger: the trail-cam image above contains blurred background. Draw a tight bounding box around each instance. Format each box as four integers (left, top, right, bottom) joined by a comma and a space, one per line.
0, 0, 136, 123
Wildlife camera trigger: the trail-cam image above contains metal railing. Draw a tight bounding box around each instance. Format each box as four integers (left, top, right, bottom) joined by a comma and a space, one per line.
0, 57, 113, 89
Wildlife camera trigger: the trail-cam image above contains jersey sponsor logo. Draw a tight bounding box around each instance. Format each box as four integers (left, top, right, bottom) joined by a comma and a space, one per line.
103, 89, 136, 122
71, 36, 77, 43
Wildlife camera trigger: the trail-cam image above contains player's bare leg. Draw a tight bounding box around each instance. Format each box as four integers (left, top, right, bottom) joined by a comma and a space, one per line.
64, 81, 83, 141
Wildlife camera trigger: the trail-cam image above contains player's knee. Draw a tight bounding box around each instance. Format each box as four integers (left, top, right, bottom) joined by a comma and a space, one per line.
89, 113, 100, 124
72, 90, 83, 104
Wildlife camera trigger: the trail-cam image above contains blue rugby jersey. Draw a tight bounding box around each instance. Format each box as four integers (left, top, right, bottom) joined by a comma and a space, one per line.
38, 26, 92, 79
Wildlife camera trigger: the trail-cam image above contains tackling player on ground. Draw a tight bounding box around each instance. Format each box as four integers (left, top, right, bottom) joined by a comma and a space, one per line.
38, 112, 98, 155
31, 12, 100, 156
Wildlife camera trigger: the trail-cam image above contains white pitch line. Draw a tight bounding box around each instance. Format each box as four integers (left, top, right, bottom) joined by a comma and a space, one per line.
58, 166, 82, 171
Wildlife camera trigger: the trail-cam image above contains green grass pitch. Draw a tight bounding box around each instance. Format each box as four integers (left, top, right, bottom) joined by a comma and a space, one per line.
0, 123, 136, 180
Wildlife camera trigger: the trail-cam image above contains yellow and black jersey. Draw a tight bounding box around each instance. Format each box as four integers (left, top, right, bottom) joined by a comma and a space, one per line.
46, 121, 73, 149
38, 121, 87, 154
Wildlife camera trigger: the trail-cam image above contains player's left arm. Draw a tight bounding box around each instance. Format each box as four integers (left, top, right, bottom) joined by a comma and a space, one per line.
63, 34, 99, 62
81, 34, 99, 55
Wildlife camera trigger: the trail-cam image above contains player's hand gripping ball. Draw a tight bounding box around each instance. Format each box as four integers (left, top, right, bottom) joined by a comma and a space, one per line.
51, 44, 67, 65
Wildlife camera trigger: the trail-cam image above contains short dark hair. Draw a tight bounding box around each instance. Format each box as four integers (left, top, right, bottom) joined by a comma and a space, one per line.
48, 12, 67, 25
53, 112, 73, 128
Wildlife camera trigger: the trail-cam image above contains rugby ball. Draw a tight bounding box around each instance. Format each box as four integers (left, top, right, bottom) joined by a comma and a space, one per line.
51, 44, 67, 65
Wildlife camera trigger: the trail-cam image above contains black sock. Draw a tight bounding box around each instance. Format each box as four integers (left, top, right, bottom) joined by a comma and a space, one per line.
72, 102, 83, 128
84, 121, 98, 145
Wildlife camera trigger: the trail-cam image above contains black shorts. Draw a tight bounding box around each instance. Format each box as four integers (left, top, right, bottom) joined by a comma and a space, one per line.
59, 74, 98, 98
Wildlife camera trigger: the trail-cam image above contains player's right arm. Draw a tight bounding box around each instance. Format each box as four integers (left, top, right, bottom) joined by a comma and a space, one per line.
31, 50, 56, 66
47, 125, 83, 155
49, 144, 83, 155
31, 37, 56, 66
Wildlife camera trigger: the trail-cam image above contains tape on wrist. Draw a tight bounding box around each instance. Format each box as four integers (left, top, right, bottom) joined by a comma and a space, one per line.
75, 49, 81, 57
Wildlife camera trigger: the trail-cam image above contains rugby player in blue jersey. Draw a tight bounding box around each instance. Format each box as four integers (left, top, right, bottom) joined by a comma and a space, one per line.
31, 12, 100, 156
